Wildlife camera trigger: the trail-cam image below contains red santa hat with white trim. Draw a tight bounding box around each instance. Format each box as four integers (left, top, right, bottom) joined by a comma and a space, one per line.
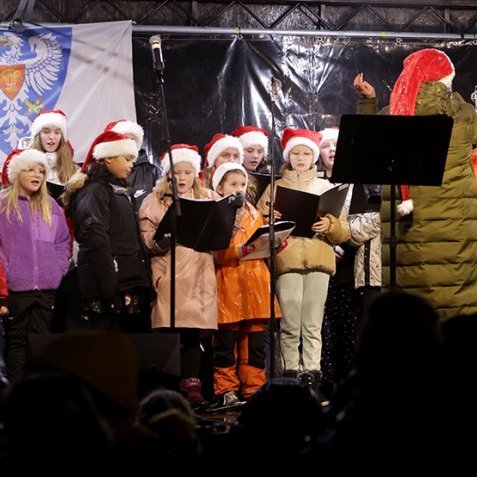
204, 133, 244, 168
390, 48, 455, 215
160, 144, 202, 177
281, 128, 322, 163
104, 119, 144, 149
231, 125, 269, 156
80, 130, 138, 173
1, 148, 49, 186
212, 162, 248, 191
31, 110, 68, 140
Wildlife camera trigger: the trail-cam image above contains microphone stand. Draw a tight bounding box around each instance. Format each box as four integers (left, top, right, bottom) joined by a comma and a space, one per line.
267, 77, 282, 378
151, 37, 181, 329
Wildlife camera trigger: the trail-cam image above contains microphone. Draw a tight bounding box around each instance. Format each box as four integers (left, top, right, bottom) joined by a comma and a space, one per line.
149, 35, 165, 72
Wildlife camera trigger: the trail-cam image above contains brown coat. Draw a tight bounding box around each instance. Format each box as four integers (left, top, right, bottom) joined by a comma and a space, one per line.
256, 166, 351, 276
139, 189, 218, 330
214, 203, 282, 324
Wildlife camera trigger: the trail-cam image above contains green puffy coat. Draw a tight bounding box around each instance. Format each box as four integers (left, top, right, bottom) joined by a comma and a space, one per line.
358, 82, 477, 320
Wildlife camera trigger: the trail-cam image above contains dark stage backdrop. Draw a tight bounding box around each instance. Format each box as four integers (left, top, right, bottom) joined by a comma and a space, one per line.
132, 34, 477, 167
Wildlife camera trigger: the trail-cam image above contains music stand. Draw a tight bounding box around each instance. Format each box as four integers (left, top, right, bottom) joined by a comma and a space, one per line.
331, 113, 453, 288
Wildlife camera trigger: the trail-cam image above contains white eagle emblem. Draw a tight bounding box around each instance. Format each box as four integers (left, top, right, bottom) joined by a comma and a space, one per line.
0, 30, 63, 152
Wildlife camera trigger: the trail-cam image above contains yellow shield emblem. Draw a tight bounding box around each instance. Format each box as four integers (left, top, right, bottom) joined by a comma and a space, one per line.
0, 64, 25, 100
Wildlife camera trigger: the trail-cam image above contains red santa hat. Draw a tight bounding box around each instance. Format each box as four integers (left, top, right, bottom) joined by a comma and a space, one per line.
2, 148, 49, 186
104, 119, 144, 148
231, 125, 269, 156
204, 133, 244, 168
390, 48, 455, 215
31, 110, 68, 141
319, 127, 339, 146
212, 162, 248, 191
81, 130, 138, 173
160, 144, 202, 177
281, 128, 322, 163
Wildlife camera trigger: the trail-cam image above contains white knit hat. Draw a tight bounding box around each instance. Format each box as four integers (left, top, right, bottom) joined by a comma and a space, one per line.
212, 162, 248, 191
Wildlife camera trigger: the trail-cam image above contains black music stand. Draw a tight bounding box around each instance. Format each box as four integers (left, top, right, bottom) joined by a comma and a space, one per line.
331, 113, 453, 288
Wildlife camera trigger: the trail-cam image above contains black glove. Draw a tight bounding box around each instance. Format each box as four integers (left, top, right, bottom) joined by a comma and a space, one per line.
228, 191, 245, 209
154, 234, 172, 254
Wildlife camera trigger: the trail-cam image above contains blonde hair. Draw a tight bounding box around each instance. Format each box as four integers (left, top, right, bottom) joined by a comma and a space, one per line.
0, 175, 52, 224
32, 134, 77, 184
153, 175, 210, 204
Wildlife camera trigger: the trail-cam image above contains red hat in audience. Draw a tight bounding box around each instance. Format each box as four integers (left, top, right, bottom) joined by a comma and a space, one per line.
31, 110, 68, 140
81, 130, 138, 173
2, 148, 49, 186
104, 119, 144, 148
231, 125, 269, 156
204, 133, 243, 168
281, 128, 322, 163
212, 162, 248, 191
160, 144, 202, 177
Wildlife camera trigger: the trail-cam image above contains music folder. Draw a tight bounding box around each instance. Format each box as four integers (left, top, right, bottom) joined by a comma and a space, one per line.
241, 220, 296, 261
331, 113, 453, 185
274, 184, 349, 238
154, 195, 237, 252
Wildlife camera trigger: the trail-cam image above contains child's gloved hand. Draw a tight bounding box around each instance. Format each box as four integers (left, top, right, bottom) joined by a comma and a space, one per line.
228, 191, 245, 209
235, 243, 255, 258
275, 239, 288, 253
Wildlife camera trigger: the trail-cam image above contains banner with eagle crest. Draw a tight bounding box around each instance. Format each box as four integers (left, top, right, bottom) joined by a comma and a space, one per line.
0, 20, 136, 166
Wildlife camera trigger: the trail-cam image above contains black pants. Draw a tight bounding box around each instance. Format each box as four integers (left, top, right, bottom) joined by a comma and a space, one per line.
5, 290, 56, 381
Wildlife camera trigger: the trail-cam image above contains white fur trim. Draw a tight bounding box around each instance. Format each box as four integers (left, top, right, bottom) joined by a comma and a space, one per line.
7, 149, 49, 183
212, 162, 248, 191
238, 131, 268, 155
31, 112, 67, 140
397, 199, 414, 216
93, 138, 138, 161
111, 121, 144, 148
283, 137, 320, 163
319, 128, 339, 145
161, 148, 201, 176
206, 136, 244, 168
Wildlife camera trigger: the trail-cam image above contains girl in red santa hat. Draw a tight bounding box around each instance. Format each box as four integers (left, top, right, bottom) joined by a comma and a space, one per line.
354, 48, 477, 319
62, 130, 151, 332
0, 148, 70, 380
29, 110, 78, 202
257, 128, 350, 394
138, 144, 221, 408
104, 119, 160, 211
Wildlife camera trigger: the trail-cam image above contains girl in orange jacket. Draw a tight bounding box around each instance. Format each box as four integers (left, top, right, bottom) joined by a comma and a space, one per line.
211, 162, 283, 408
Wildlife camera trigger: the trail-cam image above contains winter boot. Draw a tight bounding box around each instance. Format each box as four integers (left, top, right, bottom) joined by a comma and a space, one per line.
180, 377, 208, 409
298, 370, 322, 396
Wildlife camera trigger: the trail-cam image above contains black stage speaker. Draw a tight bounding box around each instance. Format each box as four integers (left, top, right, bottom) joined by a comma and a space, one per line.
28, 332, 181, 378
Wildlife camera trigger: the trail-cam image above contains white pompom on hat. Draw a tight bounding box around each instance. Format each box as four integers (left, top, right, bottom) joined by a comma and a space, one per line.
31, 110, 68, 141
281, 128, 322, 163
1, 148, 49, 186
212, 162, 248, 191
160, 144, 202, 177
104, 119, 144, 148
204, 133, 244, 168
231, 125, 269, 156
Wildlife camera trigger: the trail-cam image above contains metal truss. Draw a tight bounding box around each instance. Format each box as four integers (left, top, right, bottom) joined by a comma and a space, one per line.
2, 1, 477, 35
